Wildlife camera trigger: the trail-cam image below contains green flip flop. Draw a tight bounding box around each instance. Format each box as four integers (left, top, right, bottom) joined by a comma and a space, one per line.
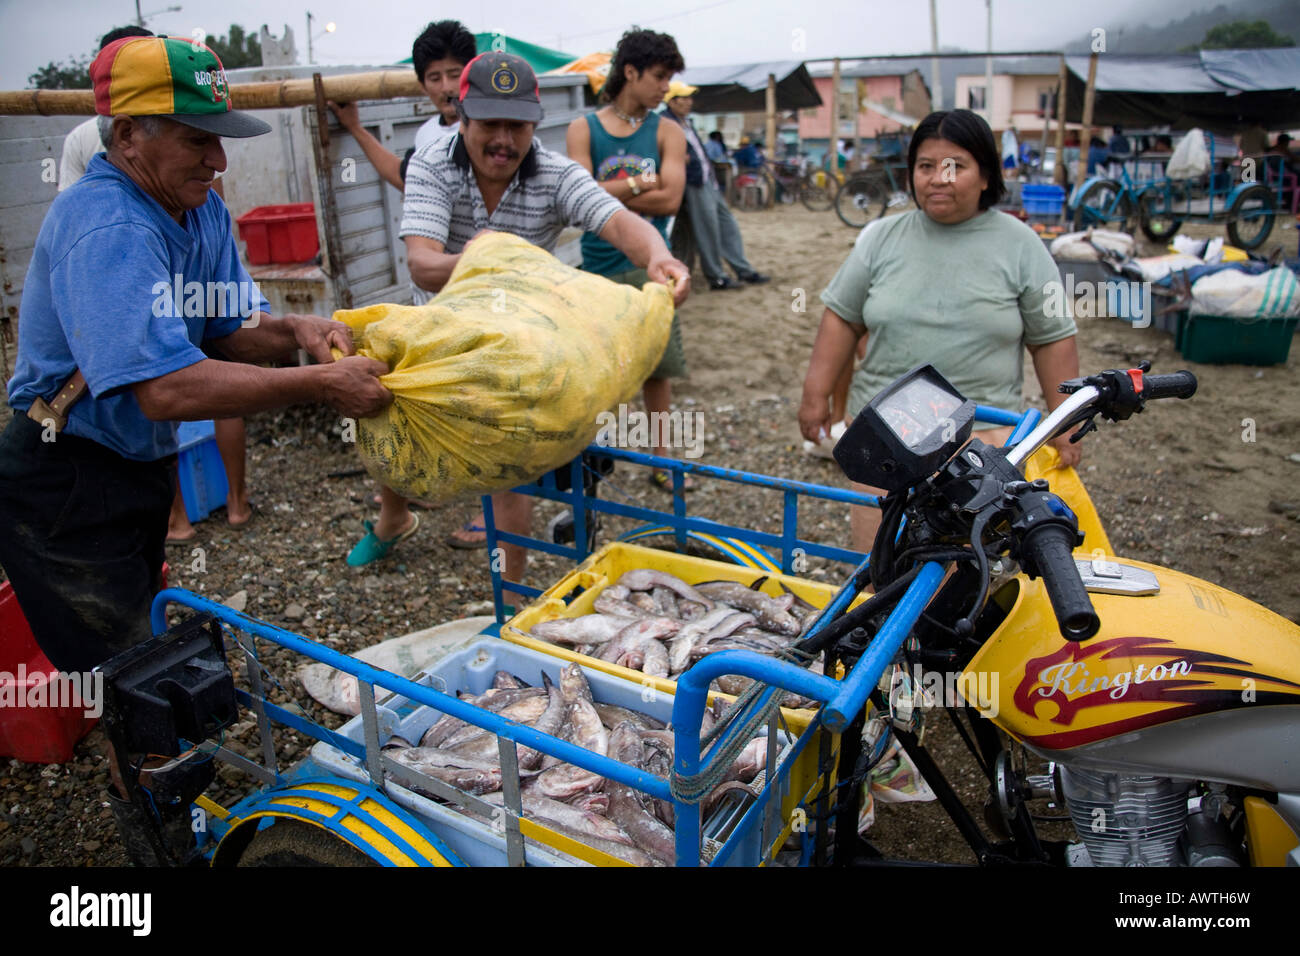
346, 513, 420, 567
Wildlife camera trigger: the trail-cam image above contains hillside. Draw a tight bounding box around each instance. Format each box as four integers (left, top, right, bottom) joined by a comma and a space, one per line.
1060, 0, 1299, 54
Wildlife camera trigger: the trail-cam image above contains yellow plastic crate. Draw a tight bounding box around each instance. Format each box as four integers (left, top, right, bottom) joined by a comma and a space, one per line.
500, 541, 859, 841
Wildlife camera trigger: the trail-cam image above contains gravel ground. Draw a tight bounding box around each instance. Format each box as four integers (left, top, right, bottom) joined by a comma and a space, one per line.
2, 204, 1297, 867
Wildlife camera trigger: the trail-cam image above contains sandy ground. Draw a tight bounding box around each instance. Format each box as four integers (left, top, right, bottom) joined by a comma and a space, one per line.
1, 198, 1298, 867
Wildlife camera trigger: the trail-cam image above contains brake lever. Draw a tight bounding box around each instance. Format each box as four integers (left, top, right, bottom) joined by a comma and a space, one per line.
1068, 417, 1098, 443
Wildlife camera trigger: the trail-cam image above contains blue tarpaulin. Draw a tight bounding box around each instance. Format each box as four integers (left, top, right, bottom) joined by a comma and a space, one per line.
1064, 50, 1300, 131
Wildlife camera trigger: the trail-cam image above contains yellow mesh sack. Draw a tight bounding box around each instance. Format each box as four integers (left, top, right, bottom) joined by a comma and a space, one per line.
334, 232, 673, 502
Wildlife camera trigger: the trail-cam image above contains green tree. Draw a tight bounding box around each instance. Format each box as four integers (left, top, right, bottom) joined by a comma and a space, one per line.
1186, 19, 1295, 51
204, 24, 262, 69
28, 55, 92, 90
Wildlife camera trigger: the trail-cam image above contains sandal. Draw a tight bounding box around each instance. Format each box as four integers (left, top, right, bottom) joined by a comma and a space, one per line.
227, 501, 257, 529
446, 522, 488, 549
649, 470, 696, 493
346, 513, 420, 567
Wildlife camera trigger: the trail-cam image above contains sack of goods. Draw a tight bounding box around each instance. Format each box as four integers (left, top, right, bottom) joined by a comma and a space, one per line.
1190, 266, 1300, 318
336, 232, 674, 502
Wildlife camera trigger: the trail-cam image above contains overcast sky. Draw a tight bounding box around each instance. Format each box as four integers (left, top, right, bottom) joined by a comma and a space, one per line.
0, 0, 1214, 90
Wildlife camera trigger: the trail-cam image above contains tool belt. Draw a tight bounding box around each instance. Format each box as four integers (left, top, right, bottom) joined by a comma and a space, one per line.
26, 369, 87, 433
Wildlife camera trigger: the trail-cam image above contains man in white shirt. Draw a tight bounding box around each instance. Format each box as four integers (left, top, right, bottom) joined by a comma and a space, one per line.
57, 25, 154, 191
327, 20, 475, 191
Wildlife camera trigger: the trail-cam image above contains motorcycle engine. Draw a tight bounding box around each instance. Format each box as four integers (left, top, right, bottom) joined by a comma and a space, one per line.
1058, 766, 1189, 866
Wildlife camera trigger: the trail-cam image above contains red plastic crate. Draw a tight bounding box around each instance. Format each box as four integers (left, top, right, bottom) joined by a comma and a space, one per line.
0, 565, 167, 764
235, 202, 319, 265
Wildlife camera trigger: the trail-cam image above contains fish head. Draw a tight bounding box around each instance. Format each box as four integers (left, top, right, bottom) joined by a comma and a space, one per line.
559, 662, 594, 703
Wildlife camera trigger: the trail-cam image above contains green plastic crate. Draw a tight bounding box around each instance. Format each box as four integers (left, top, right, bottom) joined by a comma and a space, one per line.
1178, 313, 1298, 366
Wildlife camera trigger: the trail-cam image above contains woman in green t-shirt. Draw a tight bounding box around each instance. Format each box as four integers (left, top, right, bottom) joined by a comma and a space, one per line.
798, 109, 1082, 549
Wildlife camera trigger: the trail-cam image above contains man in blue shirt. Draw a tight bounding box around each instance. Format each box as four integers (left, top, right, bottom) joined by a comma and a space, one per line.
734, 138, 764, 170
0, 36, 392, 678
705, 130, 728, 163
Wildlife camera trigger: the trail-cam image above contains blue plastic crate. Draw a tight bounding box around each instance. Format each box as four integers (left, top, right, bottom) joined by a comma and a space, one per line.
311, 638, 792, 867
176, 420, 228, 523
1022, 183, 1065, 216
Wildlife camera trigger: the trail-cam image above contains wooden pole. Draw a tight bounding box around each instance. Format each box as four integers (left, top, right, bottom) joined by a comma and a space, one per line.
312, 73, 330, 148
853, 79, 862, 164
830, 57, 841, 175
0, 69, 425, 115
766, 73, 777, 161
1074, 51, 1097, 193
984, 0, 994, 128
929, 0, 942, 111
1054, 55, 1068, 188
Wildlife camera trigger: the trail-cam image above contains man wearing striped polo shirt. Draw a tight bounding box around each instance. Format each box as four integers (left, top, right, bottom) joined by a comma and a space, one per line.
359, 52, 690, 581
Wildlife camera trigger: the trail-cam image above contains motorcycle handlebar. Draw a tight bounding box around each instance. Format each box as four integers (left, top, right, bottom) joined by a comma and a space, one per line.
1022, 523, 1101, 641
1142, 370, 1198, 401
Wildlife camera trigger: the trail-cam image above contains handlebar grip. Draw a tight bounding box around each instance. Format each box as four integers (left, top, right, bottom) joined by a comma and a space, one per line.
1022, 524, 1100, 641
1143, 370, 1197, 401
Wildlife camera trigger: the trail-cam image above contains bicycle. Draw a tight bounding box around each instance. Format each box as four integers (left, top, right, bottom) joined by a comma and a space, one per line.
1070, 156, 1167, 233
1131, 140, 1281, 251
771, 157, 835, 212
834, 157, 912, 229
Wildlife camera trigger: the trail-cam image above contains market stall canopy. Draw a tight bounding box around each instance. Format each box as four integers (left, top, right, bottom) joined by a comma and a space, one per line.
676, 61, 823, 113
1198, 47, 1300, 93
550, 52, 611, 95
1064, 50, 1300, 131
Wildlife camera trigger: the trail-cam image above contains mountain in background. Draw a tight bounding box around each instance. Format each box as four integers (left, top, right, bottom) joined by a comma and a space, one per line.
1059, 0, 1299, 53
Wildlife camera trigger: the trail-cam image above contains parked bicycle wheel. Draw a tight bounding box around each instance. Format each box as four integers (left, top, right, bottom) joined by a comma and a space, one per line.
1225, 185, 1276, 250
1072, 179, 1132, 231
1136, 186, 1183, 242
835, 174, 887, 228
800, 169, 835, 212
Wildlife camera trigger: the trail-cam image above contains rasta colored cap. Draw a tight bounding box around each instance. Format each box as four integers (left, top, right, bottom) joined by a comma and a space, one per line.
458, 53, 543, 123
91, 36, 271, 137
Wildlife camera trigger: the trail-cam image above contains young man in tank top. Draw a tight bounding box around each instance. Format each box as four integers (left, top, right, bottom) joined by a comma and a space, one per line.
565, 29, 694, 491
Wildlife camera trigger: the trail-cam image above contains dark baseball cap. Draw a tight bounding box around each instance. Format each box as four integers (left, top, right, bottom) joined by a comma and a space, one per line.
458, 53, 543, 123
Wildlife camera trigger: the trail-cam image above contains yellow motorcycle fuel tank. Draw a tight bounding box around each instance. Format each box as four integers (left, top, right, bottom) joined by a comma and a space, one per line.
963, 558, 1300, 767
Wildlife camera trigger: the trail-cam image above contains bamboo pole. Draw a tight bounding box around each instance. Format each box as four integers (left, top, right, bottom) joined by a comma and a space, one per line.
0, 69, 424, 116
766, 73, 777, 161
853, 79, 862, 165
1073, 51, 1098, 193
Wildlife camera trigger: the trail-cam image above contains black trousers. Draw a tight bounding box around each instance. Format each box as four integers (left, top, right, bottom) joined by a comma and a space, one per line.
0, 414, 172, 673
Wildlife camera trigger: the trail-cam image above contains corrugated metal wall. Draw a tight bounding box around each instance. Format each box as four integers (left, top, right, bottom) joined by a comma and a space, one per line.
0, 114, 81, 386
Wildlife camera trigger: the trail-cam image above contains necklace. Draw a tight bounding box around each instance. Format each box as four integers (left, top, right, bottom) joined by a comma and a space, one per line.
612, 104, 646, 129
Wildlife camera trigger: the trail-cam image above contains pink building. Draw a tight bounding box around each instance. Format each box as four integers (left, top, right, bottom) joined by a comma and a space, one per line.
799, 67, 931, 142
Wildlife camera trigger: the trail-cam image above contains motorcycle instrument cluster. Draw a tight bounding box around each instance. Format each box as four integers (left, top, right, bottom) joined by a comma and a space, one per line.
833, 364, 976, 492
